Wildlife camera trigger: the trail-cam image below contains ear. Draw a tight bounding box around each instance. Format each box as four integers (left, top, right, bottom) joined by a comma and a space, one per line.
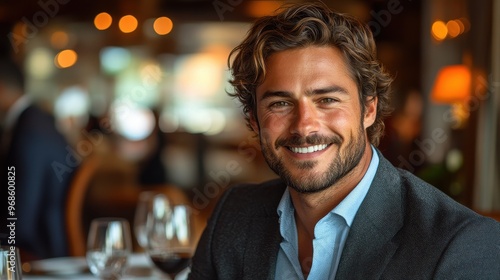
363, 96, 377, 128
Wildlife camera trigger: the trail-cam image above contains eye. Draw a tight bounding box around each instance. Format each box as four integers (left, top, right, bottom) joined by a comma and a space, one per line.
319, 97, 339, 104
270, 101, 291, 108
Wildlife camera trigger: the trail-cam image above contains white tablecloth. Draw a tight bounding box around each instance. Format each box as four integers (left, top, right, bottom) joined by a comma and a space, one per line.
23, 253, 189, 280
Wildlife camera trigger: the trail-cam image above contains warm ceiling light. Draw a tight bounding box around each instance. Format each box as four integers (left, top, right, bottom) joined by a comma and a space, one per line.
153, 17, 173, 35
431, 64, 472, 128
94, 12, 112, 30
119, 15, 138, 33
55, 49, 78, 68
431, 20, 447, 41
431, 65, 471, 104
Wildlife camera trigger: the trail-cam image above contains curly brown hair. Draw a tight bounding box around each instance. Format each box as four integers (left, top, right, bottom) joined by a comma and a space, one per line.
228, 1, 393, 146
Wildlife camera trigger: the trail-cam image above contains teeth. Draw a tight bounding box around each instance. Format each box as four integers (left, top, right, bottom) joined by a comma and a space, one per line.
290, 144, 328, 154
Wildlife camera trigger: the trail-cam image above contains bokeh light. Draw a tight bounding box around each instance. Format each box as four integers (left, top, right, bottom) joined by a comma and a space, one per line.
55, 49, 78, 68
94, 12, 113, 30
100, 47, 132, 74
175, 54, 224, 98
140, 61, 162, 87
431, 20, 447, 41
431, 18, 470, 41
111, 103, 155, 141
446, 20, 461, 38
153, 17, 173, 35
174, 107, 227, 135
119, 15, 138, 33
26, 48, 54, 80
50, 31, 69, 49
55, 86, 90, 120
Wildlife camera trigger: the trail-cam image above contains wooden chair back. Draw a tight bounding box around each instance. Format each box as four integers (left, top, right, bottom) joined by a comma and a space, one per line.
65, 155, 101, 256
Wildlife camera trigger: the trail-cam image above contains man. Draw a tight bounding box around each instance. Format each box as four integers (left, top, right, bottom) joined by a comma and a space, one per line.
0, 58, 75, 259
189, 2, 500, 279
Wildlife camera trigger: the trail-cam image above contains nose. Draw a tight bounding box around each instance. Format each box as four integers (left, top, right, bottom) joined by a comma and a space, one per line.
289, 100, 320, 136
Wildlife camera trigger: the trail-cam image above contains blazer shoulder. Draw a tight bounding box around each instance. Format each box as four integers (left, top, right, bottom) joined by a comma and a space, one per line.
385, 159, 499, 243
211, 178, 285, 218
230, 178, 286, 196
368, 152, 492, 239
432, 216, 500, 278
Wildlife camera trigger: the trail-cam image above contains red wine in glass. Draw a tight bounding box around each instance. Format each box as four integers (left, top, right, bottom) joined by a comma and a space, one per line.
146, 198, 196, 279
150, 251, 192, 279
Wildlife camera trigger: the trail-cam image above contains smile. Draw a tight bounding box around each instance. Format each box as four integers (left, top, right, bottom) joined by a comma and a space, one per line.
288, 144, 329, 154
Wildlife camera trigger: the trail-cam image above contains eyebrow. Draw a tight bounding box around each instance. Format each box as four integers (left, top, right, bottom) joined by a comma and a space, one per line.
307, 85, 349, 96
259, 85, 349, 101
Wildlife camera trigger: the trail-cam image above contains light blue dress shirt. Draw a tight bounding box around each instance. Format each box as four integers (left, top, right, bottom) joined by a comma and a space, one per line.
275, 146, 380, 280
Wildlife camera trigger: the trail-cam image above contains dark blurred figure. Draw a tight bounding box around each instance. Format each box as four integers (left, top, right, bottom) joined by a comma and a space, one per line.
379, 88, 423, 172
0, 57, 76, 260
137, 109, 168, 186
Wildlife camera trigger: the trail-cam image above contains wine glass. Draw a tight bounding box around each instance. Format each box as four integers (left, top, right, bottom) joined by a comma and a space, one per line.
0, 246, 22, 280
146, 194, 195, 280
134, 191, 157, 250
86, 218, 132, 280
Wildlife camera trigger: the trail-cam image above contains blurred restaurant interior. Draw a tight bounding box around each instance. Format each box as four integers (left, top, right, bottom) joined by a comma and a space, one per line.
1, 0, 499, 254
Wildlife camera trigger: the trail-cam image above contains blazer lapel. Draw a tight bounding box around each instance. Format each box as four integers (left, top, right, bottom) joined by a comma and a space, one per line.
335, 151, 404, 279
241, 180, 284, 280
243, 215, 281, 280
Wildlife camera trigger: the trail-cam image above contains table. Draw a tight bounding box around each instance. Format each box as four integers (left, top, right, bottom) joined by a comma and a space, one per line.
23, 253, 189, 279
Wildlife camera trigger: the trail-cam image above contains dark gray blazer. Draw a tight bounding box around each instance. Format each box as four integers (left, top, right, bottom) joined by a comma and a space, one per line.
189, 151, 500, 279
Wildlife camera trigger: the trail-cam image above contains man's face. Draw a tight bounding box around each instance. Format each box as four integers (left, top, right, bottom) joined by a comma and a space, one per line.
252, 46, 376, 193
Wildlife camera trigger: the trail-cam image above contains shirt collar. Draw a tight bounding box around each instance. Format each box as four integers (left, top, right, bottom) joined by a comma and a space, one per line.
333, 145, 379, 226
277, 187, 295, 242
277, 145, 380, 227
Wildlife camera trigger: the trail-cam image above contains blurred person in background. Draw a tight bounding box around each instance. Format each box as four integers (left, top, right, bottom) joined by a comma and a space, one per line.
189, 2, 500, 279
0, 57, 76, 260
137, 109, 169, 186
379, 87, 423, 169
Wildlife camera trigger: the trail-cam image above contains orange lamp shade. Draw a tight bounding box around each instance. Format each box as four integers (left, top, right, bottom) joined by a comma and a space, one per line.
431, 65, 471, 104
